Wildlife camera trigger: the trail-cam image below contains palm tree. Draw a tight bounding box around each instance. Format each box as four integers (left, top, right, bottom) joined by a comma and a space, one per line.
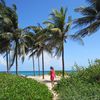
36, 31, 52, 79
10, 29, 32, 75
23, 27, 36, 76
73, 0, 100, 37
32, 54, 35, 76
0, 0, 14, 73
44, 7, 72, 77
0, 35, 11, 72
4, 4, 20, 75
38, 56, 40, 76
0, 1, 31, 75
23, 26, 39, 77
27, 25, 52, 79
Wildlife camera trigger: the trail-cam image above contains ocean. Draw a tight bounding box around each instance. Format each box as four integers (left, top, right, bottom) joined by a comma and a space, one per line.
0, 70, 73, 76
10, 71, 49, 76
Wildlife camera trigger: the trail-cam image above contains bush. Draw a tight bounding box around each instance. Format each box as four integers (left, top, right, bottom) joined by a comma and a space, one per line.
76, 59, 100, 83
0, 73, 52, 100
54, 59, 100, 100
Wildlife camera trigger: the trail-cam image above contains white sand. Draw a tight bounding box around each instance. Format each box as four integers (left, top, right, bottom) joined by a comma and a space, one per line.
27, 75, 61, 100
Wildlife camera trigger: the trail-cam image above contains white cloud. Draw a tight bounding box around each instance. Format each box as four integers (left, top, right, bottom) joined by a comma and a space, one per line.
0, 55, 6, 66
43, 52, 62, 70
0, 55, 6, 71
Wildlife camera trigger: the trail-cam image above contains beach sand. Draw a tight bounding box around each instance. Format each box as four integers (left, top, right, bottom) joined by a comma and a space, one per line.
27, 75, 61, 100
27, 75, 61, 89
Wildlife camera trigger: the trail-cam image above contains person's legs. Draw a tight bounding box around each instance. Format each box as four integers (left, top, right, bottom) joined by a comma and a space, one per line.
51, 76, 55, 88
51, 80, 54, 88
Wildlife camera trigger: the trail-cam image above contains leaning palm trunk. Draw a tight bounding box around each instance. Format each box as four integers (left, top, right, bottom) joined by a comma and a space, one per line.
32, 55, 35, 76
6, 51, 9, 73
62, 42, 65, 77
42, 50, 44, 79
38, 56, 40, 76
15, 41, 18, 75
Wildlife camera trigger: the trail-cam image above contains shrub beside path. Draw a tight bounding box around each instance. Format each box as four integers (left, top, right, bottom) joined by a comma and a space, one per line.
27, 75, 60, 100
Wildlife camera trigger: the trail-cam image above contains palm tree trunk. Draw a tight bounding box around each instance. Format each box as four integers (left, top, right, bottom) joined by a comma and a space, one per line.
32, 55, 35, 76
62, 42, 65, 77
16, 41, 18, 75
9, 50, 10, 71
6, 51, 9, 73
38, 56, 40, 76
42, 50, 44, 79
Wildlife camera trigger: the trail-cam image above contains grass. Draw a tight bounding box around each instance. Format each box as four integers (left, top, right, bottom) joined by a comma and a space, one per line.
0, 73, 52, 100
54, 59, 100, 100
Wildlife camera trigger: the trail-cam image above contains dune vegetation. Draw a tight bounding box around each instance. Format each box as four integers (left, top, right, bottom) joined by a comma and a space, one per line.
54, 59, 100, 100
0, 73, 52, 100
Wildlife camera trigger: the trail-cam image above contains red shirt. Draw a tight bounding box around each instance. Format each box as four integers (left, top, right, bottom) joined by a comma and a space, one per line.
50, 69, 55, 81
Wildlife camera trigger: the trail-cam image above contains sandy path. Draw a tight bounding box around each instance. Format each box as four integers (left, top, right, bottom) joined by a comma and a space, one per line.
27, 75, 60, 100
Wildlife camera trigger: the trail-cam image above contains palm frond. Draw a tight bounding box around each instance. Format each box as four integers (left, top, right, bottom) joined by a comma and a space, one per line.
75, 20, 100, 37
0, 0, 6, 7
74, 0, 100, 37
75, 6, 97, 16
54, 44, 62, 58
12, 4, 17, 11
88, 20, 100, 34
68, 35, 84, 45
87, 0, 96, 4
64, 16, 72, 33
9, 47, 16, 68
73, 16, 95, 28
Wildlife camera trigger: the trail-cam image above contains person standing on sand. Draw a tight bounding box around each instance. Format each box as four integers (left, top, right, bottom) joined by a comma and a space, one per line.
50, 66, 56, 88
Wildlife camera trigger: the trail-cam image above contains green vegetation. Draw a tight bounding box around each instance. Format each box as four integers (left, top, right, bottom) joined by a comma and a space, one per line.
54, 59, 100, 100
0, 73, 52, 100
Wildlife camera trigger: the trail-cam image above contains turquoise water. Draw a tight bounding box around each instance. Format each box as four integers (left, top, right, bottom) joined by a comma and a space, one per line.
0, 71, 72, 76
10, 71, 49, 76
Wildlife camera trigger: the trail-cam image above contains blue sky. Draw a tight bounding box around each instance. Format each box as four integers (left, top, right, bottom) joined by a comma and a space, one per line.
0, 0, 100, 71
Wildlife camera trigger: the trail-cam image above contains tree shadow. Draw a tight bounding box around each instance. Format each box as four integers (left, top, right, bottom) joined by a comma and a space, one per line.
43, 80, 59, 83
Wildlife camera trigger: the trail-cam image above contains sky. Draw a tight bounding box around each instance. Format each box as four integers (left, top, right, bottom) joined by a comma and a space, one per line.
0, 0, 100, 71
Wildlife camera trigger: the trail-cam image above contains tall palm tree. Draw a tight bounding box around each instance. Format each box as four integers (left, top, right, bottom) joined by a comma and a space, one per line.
27, 25, 52, 79
36, 32, 52, 79
0, 1, 31, 75
0, 0, 14, 73
10, 29, 32, 75
44, 7, 72, 77
24, 26, 40, 77
5, 4, 20, 75
38, 56, 40, 76
32, 54, 35, 76
0, 35, 10, 72
23, 27, 36, 76
73, 0, 100, 37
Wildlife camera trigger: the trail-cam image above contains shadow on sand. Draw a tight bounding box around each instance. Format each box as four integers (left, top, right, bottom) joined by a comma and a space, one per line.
43, 80, 59, 83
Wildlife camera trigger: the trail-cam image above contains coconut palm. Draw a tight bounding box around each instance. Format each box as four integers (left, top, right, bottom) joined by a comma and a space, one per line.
9, 29, 33, 75
38, 56, 40, 76
73, 0, 100, 37
0, 34, 11, 72
27, 25, 52, 79
0, 0, 15, 72
0, 2, 20, 75
43, 7, 72, 77
0, 1, 32, 75
23, 27, 36, 76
